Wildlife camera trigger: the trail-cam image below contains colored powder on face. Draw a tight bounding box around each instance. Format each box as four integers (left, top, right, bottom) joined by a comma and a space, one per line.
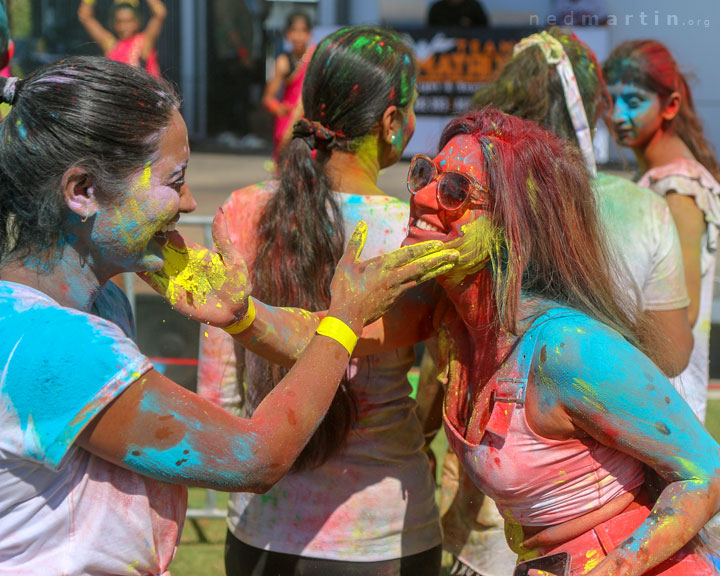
443, 217, 504, 287
135, 161, 152, 192
151, 242, 248, 307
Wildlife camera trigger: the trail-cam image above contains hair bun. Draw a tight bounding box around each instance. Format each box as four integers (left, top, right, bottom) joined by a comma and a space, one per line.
1, 77, 21, 106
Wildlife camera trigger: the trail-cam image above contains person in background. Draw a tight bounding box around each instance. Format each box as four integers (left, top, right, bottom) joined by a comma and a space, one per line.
0, 0, 12, 119
604, 40, 720, 423
263, 12, 313, 159
199, 26, 444, 576
428, 0, 488, 28
208, 0, 264, 150
78, 0, 166, 78
0, 0, 11, 78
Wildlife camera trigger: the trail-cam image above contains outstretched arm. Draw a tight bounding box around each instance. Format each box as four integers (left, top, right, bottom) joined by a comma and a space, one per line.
532, 318, 720, 576
234, 279, 440, 367
90, 222, 456, 491
141, 0, 167, 60
78, 0, 116, 53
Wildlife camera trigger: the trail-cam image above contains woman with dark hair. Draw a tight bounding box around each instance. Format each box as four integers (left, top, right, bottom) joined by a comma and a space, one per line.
0, 57, 456, 574
199, 25, 445, 576
78, 0, 166, 77
425, 30, 695, 575
604, 40, 720, 423
263, 11, 313, 157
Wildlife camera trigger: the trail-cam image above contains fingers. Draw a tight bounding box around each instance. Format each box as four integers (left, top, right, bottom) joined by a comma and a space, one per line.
380, 239, 447, 268
393, 249, 459, 285
212, 208, 240, 262
342, 221, 368, 263
138, 270, 170, 297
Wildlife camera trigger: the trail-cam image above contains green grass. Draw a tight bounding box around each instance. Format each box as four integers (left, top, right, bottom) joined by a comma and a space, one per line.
170, 400, 720, 576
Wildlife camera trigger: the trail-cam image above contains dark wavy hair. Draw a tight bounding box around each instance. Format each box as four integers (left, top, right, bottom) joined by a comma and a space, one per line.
603, 39, 720, 182
252, 26, 417, 471
472, 27, 609, 148
0, 57, 179, 266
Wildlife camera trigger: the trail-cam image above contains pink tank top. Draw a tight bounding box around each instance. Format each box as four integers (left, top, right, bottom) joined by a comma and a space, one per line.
444, 308, 645, 527
107, 33, 160, 78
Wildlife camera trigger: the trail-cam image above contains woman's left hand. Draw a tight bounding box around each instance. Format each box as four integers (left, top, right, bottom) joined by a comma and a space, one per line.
139, 208, 252, 328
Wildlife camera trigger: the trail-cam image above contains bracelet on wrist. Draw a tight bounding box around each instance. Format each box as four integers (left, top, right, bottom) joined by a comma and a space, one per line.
265, 98, 281, 115
316, 316, 358, 356
223, 298, 256, 335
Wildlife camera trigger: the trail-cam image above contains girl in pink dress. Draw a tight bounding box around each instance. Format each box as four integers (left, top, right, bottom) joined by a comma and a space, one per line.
263, 12, 313, 158
78, 0, 166, 78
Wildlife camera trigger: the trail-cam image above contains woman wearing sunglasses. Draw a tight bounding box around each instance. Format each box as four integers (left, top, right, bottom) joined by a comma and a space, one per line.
198, 26, 444, 576
428, 28, 696, 576
403, 107, 719, 575
235, 106, 720, 576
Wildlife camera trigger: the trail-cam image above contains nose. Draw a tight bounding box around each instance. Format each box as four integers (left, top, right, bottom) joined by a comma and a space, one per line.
610, 101, 629, 127
410, 179, 441, 215
178, 185, 197, 214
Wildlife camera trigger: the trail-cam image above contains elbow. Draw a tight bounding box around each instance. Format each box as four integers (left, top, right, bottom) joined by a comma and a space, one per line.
246, 464, 291, 494
655, 328, 693, 378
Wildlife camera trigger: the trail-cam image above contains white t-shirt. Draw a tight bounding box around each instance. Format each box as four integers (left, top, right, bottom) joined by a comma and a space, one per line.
0, 281, 186, 575
639, 159, 720, 422
198, 184, 441, 561
594, 172, 689, 312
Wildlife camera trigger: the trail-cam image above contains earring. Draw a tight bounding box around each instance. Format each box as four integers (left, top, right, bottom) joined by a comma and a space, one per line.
391, 134, 398, 145
81, 210, 89, 223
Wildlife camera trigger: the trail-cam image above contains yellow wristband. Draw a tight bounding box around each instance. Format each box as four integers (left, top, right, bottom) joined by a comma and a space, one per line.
316, 316, 358, 356
223, 298, 256, 335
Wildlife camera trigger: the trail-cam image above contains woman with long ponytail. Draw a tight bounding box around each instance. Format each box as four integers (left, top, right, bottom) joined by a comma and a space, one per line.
604, 40, 720, 422
198, 26, 443, 575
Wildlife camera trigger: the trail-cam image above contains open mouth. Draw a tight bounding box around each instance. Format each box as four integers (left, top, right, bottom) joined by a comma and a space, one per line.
414, 218, 443, 233
153, 219, 178, 240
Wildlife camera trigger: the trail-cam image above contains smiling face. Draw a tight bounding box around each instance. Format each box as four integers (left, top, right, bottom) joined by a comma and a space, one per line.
608, 82, 663, 149
91, 110, 195, 275
404, 134, 489, 245
404, 134, 502, 286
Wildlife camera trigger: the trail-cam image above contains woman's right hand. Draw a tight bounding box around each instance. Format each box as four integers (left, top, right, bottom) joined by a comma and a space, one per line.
327, 221, 458, 333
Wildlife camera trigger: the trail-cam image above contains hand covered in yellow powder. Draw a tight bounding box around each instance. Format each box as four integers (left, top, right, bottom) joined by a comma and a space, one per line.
441, 216, 504, 287
327, 221, 459, 334
139, 208, 252, 328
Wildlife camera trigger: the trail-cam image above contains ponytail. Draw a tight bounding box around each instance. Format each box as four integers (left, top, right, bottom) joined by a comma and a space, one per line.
250, 26, 416, 470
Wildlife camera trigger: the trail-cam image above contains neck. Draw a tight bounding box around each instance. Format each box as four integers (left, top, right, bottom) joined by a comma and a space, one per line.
634, 128, 694, 174
0, 245, 104, 312
441, 268, 496, 333
324, 137, 386, 197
